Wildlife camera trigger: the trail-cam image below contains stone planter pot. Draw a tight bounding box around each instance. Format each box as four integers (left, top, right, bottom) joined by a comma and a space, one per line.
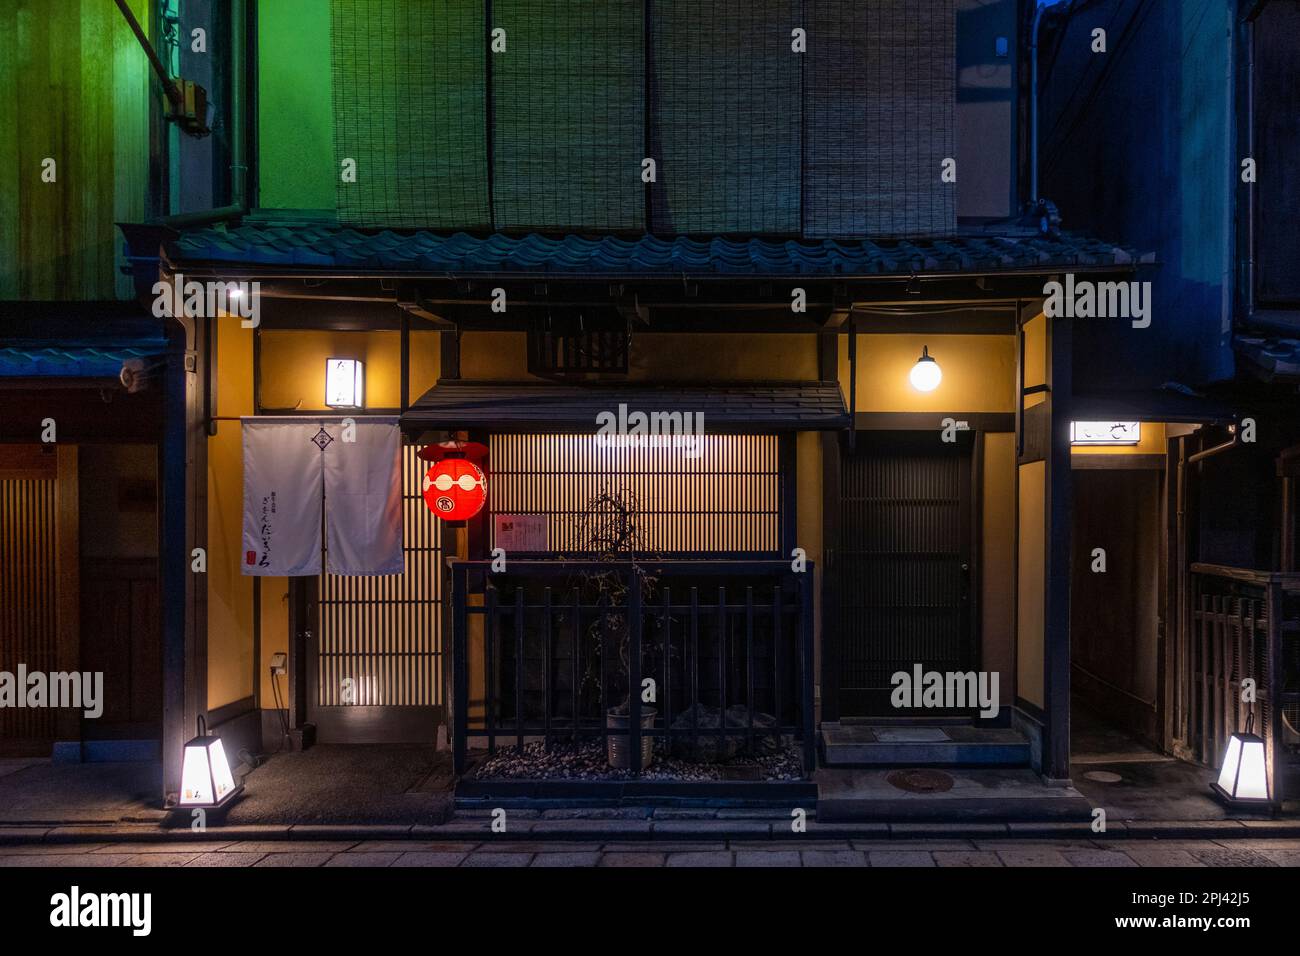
606, 707, 656, 769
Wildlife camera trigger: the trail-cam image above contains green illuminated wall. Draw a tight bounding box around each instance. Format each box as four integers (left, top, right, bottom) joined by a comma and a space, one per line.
0, 0, 152, 299
257, 0, 335, 210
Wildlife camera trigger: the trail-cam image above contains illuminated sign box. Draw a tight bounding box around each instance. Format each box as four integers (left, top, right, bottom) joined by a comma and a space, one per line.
1070, 421, 1141, 445
325, 358, 365, 408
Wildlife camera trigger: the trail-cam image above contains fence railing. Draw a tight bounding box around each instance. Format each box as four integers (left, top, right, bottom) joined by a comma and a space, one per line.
1187, 563, 1300, 806
451, 560, 815, 779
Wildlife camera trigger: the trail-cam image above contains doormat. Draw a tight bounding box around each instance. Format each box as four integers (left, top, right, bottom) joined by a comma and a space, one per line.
885, 769, 955, 793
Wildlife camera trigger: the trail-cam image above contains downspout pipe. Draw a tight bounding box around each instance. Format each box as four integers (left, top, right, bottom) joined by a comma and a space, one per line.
157, 0, 251, 226
1188, 426, 1241, 465
1030, 1, 1047, 205
1243, 11, 1256, 329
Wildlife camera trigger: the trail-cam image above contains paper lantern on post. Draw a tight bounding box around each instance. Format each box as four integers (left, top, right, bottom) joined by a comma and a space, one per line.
422, 458, 487, 522
178, 715, 242, 809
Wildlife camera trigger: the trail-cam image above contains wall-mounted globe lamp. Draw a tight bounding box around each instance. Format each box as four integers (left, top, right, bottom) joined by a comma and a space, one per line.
909, 346, 942, 392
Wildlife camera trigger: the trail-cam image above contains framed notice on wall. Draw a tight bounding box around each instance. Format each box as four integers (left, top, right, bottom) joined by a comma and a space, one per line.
495, 514, 547, 552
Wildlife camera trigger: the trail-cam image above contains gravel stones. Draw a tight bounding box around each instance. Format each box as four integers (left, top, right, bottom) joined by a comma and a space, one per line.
473, 739, 803, 782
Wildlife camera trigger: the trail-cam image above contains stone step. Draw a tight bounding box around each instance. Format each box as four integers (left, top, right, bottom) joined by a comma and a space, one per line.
815, 767, 1094, 822
821, 722, 1031, 767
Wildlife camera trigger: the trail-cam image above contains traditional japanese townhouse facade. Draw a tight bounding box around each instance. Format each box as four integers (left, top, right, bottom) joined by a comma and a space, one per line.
11, 0, 1282, 816
115, 0, 1147, 810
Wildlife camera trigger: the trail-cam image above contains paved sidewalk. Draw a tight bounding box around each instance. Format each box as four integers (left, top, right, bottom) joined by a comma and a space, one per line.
3, 812, 1299, 847
0, 836, 1296, 868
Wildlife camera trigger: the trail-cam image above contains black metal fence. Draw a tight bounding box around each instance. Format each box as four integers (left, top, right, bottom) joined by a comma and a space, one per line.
451, 560, 815, 778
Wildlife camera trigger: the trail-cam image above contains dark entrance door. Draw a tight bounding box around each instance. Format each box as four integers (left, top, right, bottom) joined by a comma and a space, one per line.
835, 430, 975, 717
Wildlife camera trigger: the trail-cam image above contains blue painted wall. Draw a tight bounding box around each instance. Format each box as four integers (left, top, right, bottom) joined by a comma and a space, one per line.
1038, 0, 1235, 390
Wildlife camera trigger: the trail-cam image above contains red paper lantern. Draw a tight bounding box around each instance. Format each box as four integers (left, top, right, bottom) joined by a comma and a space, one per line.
422, 458, 486, 521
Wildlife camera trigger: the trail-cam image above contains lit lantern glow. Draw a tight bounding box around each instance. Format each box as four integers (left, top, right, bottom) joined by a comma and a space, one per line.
909, 346, 942, 392
325, 358, 365, 408
1212, 714, 1271, 806
422, 458, 487, 522
178, 716, 242, 809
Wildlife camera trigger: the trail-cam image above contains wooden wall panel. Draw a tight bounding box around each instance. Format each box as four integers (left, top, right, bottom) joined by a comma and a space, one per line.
0, 469, 58, 750
0, 0, 150, 300
0, 445, 81, 752
80, 558, 160, 733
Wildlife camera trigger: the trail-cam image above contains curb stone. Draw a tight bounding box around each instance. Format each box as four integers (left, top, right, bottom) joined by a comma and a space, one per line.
0, 817, 1294, 846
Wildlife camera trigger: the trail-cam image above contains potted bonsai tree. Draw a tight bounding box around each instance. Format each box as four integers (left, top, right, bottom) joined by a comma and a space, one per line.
572, 486, 661, 770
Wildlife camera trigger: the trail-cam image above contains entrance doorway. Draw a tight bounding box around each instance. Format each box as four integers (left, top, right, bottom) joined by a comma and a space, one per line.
302, 445, 444, 743
834, 431, 976, 717
1070, 467, 1163, 746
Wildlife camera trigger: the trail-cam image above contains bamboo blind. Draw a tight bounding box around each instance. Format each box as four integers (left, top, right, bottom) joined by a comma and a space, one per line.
487, 434, 780, 555
490, 0, 646, 231
331, 0, 491, 228
328, 0, 957, 238
648, 0, 802, 235
802, 0, 956, 237
0, 479, 58, 745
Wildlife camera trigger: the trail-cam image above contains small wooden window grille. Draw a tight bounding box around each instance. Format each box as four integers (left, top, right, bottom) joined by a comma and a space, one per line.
527, 326, 629, 379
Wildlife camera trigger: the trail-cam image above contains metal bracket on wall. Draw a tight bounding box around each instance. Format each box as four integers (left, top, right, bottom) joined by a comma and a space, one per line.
113, 0, 211, 137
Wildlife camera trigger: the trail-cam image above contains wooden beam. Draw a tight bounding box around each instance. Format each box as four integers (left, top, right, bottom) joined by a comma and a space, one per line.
855, 412, 1015, 432
0, 445, 57, 481
1070, 453, 1166, 470
817, 332, 837, 381
1019, 403, 1050, 463
440, 329, 461, 381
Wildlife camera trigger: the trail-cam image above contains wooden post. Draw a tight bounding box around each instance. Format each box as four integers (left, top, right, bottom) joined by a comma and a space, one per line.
1266, 579, 1284, 806
452, 564, 468, 774
1042, 315, 1073, 780
801, 565, 816, 775
54, 445, 79, 745
628, 566, 642, 775
160, 318, 206, 802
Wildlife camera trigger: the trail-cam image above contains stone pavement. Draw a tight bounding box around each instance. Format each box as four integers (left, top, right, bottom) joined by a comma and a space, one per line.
0, 836, 1296, 867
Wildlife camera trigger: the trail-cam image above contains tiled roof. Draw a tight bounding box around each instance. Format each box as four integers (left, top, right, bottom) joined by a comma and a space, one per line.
402, 380, 849, 432
1073, 389, 1236, 425
1236, 335, 1300, 381
168, 223, 1140, 277
0, 346, 155, 378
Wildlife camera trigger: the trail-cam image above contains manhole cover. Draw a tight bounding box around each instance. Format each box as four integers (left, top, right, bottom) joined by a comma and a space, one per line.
1083, 770, 1123, 784
886, 769, 955, 793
